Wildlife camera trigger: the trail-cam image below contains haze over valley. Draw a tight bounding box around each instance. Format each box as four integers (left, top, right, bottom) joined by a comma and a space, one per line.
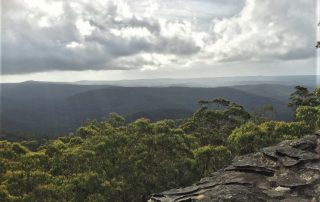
1, 75, 317, 136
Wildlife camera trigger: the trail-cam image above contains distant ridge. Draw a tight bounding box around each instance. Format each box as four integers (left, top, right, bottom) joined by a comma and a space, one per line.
1, 83, 293, 135
72, 75, 318, 87
2, 75, 318, 87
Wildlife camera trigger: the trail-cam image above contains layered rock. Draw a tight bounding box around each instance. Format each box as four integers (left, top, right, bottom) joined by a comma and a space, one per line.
150, 131, 320, 202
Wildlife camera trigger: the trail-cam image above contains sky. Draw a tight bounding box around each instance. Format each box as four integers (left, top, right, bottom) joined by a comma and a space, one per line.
1, 0, 319, 82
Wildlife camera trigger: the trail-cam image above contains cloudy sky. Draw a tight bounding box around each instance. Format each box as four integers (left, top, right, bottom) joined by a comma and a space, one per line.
1, 0, 318, 82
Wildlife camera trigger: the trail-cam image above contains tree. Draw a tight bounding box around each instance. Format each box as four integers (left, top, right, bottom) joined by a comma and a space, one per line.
106, 113, 125, 128
228, 121, 312, 155
288, 86, 320, 130
193, 145, 232, 176
182, 99, 250, 145
296, 106, 320, 130
288, 86, 319, 109
251, 105, 277, 124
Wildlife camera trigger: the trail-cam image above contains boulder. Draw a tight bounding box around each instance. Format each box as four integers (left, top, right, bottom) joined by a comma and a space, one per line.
150, 132, 320, 202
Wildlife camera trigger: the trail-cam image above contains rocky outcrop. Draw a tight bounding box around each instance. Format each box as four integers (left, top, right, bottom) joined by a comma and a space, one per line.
150, 131, 320, 202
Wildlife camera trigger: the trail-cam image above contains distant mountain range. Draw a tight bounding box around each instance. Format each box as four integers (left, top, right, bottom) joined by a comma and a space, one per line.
1, 75, 318, 136
72, 75, 319, 87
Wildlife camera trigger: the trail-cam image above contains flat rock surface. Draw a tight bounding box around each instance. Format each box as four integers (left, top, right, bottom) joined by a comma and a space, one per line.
150, 132, 320, 202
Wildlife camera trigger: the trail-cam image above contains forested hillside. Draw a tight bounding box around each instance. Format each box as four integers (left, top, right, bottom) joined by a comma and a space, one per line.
1, 82, 296, 136
0, 86, 319, 201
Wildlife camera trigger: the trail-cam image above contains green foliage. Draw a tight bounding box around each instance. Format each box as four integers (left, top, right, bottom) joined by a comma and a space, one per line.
288, 86, 320, 109
228, 121, 312, 154
296, 106, 320, 130
194, 145, 232, 176
0, 88, 317, 201
290, 86, 320, 130
183, 99, 250, 145
106, 112, 125, 128
0, 141, 29, 160
251, 105, 277, 124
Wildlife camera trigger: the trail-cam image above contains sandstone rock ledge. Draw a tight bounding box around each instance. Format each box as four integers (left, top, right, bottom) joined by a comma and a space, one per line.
150, 131, 320, 202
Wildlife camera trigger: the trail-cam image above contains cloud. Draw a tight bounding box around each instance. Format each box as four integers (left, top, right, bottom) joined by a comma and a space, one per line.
203, 0, 317, 62
2, 0, 208, 74
1, 0, 316, 75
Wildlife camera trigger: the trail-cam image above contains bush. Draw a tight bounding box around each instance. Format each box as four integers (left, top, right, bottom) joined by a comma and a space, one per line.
296, 106, 320, 130
228, 121, 312, 155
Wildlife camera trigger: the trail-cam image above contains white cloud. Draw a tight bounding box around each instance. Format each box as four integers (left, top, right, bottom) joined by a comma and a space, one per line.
76, 19, 95, 37
203, 0, 316, 62
1, 0, 316, 76
23, 0, 63, 18
66, 41, 84, 49
110, 27, 153, 39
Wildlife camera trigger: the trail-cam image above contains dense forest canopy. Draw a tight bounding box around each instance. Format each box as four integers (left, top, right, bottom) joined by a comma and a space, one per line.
0, 86, 319, 201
